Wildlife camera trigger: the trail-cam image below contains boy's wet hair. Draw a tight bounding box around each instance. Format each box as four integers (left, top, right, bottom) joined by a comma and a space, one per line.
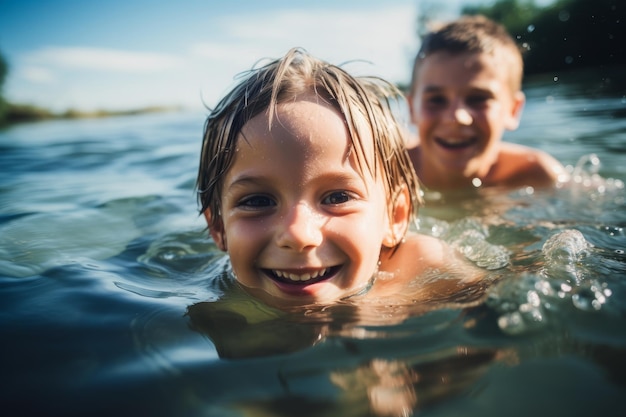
410, 15, 524, 93
197, 47, 421, 231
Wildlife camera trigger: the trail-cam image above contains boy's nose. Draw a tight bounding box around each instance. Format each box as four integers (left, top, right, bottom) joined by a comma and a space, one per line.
276, 203, 323, 251
454, 108, 473, 125
443, 100, 473, 126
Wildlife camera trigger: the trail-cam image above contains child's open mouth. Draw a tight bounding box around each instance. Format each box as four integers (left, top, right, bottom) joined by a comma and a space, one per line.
263, 266, 340, 285
435, 136, 477, 150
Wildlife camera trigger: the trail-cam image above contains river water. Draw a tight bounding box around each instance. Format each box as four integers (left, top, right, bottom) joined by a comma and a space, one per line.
1, 66, 625, 417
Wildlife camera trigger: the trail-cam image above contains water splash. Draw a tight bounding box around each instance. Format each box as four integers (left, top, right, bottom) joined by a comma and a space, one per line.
562, 153, 625, 196
442, 218, 510, 270
488, 230, 614, 335
541, 229, 590, 285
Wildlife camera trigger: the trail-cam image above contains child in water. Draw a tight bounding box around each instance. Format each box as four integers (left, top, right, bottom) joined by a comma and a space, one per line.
406, 15, 566, 191
196, 47, 485, 309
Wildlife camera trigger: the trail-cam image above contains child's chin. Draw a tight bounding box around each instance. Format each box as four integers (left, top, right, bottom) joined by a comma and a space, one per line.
256, 283, 344, 308
270, 279, 337, 302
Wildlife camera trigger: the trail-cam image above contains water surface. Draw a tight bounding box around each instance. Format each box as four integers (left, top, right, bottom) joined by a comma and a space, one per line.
1, 67, 625, 417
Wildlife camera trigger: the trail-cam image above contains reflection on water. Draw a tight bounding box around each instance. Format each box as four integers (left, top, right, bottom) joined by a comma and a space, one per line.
1, 68, 625, 416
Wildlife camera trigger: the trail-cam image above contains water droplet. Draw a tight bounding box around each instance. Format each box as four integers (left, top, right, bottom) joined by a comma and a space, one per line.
498, 311, 526, 335
526, 290, 541, 307
572, 293, 592, 310
535, 280, 553, 296
572, 285, 608, 311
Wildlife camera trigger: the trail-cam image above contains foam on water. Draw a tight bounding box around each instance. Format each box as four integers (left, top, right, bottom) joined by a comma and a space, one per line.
488, 229, 617, 336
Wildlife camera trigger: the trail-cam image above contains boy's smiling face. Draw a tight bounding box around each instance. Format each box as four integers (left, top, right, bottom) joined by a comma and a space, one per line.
208, 93, 397, 306
409, 51, 525, 185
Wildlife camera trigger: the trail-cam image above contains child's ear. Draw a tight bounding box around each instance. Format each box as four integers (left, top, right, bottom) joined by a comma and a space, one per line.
203, 210, 227, 251
382, 185, 411, 248
505, 91, 526, 131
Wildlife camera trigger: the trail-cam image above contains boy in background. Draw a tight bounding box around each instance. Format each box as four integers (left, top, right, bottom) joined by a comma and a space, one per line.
406, 15, 566, 191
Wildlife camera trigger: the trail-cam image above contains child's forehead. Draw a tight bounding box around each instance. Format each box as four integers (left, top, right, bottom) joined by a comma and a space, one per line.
242, 95, 372, 149
417, 50, 516, 87
423, 50, 505, 69
235, 95, 381, 179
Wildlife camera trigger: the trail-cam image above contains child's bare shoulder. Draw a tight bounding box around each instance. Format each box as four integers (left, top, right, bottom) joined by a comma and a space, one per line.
495, 142, 565, 186
383, 232, 454, 274
374, 232, 486, 301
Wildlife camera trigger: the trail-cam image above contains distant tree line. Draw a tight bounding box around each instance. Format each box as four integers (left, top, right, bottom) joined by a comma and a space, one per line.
0, 50, 74, 126
461, 0, 625, 75
0, 48, 178, 126
0, 52, 7, 123
2, 0, 624, 124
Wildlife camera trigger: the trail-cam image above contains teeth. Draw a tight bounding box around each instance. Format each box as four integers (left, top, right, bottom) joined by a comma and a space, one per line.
273, 268, 328, 282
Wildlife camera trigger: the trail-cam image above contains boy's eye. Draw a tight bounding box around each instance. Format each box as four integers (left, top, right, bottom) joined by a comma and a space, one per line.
323, 191, 351, 205
466, 95, 490, 107
425, 95, 447, 106
238, 195, 275, 209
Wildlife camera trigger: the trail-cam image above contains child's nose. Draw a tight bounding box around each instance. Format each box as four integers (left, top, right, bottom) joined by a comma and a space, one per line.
454, 108, 473, 125
276, 203, 323, 251
443, 100, 473, 126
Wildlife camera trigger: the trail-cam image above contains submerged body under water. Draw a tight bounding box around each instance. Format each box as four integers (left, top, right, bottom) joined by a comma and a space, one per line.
1, 67, 625, 417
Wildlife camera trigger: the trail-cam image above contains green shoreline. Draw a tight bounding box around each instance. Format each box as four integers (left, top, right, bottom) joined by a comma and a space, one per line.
0, 102, 183, 126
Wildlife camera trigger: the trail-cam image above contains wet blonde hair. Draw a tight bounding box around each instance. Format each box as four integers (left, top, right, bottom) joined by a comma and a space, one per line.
410, 15, 524, 94
197, 47, 421, 232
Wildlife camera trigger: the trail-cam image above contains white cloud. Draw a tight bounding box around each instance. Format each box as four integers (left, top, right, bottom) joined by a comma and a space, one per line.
6, 3, 420, 112
19, 66, 56, 83
203, 5, 419, 81
22, 47, 184, 73
189, 4, 419, 107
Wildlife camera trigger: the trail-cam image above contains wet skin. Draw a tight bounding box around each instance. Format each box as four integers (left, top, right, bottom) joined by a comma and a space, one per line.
208, 93, 395, 306
408, 51, 525, 189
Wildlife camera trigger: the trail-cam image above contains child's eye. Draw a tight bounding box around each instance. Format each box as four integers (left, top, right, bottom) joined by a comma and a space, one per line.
425, 95, 447, 106
237, 195, 275, 209
322, 191, 352, 205
466, 95, 490, 107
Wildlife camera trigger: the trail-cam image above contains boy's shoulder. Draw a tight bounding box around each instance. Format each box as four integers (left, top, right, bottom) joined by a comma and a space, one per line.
490, 142, 565, 187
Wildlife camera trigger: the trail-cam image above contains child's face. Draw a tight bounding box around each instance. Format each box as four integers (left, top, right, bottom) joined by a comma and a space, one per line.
409, 51, 524, 180
207, 93, 397, 306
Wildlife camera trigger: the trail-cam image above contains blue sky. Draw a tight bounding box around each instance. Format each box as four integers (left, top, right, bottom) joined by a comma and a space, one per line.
0, 0, 502, 112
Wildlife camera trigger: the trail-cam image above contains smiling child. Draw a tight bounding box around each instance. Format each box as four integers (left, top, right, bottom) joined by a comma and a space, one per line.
407, 15, 566, 191
197, 48, 485, 308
